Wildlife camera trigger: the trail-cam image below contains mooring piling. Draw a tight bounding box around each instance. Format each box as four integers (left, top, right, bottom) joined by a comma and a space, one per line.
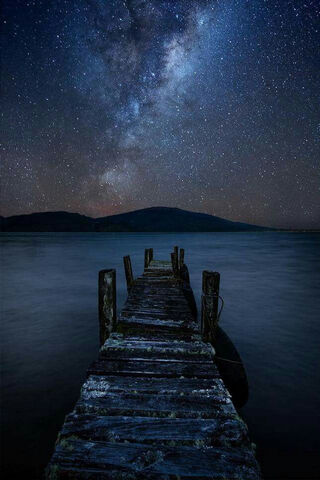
170, 245, 179, 277
144, 248, 148, 268
123, 255, 134, 291
179, 247, 185, 270
201, 270, 220, 343
98, 268, 116, 346
171, 251, 179, 277
144, 248, 153, 269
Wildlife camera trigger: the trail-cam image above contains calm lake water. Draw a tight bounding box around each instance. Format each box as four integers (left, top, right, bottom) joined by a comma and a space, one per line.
1, 232, 320, 479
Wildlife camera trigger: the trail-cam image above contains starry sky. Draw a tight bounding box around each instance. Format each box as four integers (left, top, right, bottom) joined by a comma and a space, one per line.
2, 0, 319, 228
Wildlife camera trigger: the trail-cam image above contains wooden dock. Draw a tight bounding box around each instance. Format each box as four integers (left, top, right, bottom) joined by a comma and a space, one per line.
46, 247, 260, 479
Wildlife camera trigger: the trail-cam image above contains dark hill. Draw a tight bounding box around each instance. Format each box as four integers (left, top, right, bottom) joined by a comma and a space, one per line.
1, 207, 268, 232
1, 211, 94, 232
95, 207, 267, 232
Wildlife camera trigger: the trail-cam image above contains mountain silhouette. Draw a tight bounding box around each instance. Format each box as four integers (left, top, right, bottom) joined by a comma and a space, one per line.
1, 207, 269, 232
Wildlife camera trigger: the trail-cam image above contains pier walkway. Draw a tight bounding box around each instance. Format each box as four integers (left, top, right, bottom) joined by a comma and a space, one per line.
46, 247, 260, 479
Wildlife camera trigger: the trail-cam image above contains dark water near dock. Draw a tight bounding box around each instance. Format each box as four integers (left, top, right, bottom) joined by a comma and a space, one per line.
1, 232, 320, 479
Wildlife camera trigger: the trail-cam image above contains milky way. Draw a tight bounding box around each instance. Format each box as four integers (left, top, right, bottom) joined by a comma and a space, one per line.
2, 0, 320, 228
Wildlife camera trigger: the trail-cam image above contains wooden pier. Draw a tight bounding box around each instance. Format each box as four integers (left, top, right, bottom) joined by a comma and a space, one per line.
46, 247, 260, 479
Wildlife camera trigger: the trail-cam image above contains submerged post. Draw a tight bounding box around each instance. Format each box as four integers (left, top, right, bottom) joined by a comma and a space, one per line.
98, 269, 116, 346
201, 270, 220, 343
123, 255, 134, 291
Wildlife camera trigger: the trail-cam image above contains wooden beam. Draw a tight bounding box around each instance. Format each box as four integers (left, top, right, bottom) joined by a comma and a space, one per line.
98, 269, 116, 347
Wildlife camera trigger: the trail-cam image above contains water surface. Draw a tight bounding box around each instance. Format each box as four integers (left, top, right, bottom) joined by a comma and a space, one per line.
1, 232, 320, 479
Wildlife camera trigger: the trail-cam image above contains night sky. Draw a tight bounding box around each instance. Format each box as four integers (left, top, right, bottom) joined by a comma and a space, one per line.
2, 0, 319, 228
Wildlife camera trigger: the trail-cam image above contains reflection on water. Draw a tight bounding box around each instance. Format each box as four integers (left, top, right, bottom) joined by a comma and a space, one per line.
1, 232, 320, 478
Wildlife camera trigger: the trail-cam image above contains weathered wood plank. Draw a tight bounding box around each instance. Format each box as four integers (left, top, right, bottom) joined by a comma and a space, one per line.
117, 316, 199, 334
135, 277, 180, 284
120, 312, 197, 324
108, 332, 202, 342
82, 374, 230, 396
122, 304, 192, 313
110, 332, 201, 342
100, 338, 215, 362
148, 266, 171, 270
121, 308, 191, 316
103, 336, 213, 351
148, 260, 171, 267
125, 291, 189, 299
129, 285, 184, 293
87, 358, 219, 378
76, 390, 235, 418
128, 290, 185, 299
60, 413, 249, 448
123, 296, 190, 306
47, 438, 260, 479
123, 299, 190, 310
99, 349, 213, 362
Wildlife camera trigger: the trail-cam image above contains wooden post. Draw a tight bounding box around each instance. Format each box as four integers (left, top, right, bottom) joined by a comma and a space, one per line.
144, 248, 153, 269
123, 255, 134, 291
180, 263, 197, 319
171, 252, 179, 277
144, 249, 149, 269
179, 248, 185, 270
98, 269, 116, 346
180, 262, 190, 285
201, 270, 220, 343
171, 246, 179, 277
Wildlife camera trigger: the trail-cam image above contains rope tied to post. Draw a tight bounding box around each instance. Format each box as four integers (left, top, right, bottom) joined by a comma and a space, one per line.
218, 294, 224, 320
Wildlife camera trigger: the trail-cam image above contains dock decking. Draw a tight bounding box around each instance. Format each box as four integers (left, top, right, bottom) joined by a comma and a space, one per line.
46, 248, 260, 479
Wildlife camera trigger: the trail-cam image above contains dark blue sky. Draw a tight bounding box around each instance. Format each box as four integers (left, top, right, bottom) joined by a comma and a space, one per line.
2, 0, 319, 228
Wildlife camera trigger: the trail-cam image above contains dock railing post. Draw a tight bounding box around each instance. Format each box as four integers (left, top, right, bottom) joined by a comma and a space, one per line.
201, 270, 220, 343
98, 269, 116, 347
123, 255, 134, 291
